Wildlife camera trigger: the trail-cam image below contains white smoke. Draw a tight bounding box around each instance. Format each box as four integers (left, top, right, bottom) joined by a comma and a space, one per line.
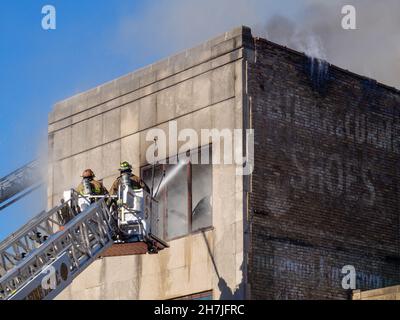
257, 0, 400, 87
115, 0, 400, 88
155, 161, 186, 197
292, 34, 327, 61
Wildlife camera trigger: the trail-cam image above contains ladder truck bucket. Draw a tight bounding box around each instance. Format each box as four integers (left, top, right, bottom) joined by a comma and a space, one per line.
111, 184, 168, 254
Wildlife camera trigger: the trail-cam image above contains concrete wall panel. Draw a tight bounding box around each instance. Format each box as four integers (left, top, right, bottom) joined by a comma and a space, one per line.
86, 115, 103, 150
211, 64, 235, 104
193, 73, 212, 109
103, 108, 121, 144
102, 141, 121, 178
120, 101, 139, 137
71, 153, 87, 188
85, 146, 104, 180
53, 127, 72, 161
139, 94, 157, 131
71, 121, 87, 155
175, 79, 194, 117
156, 87, 176, 124
50, 26, 250, 300
52, 158, 72, 194
121, 133, 140, 171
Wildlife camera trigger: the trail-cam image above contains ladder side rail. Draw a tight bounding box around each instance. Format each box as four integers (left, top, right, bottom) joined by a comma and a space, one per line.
0, 197, 80, 273
0, 188, 82, 252
1, 201, 103, 287
0, 231, 72, 299
0, 201, 68, 251
10, 251, 73, 301
0, 210, 48, 251
0, 160, 42, 205
0, 199, 114, 300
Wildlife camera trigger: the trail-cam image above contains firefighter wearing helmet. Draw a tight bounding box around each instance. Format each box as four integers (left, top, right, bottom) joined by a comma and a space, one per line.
76, 169, 108, 196
109, 161, 150, 196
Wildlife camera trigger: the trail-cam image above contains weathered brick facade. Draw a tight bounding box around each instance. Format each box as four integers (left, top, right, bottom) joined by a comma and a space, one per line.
247, 37, 400, 299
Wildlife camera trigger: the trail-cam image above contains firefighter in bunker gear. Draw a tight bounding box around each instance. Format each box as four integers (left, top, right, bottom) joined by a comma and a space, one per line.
109, 161, 150, 195
76, 169, 108, 196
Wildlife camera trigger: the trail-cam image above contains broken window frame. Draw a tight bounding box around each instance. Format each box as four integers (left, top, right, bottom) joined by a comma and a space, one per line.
141, 144, 213, 241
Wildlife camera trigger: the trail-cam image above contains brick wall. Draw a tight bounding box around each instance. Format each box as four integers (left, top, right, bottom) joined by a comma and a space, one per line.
247, 38, 400, 299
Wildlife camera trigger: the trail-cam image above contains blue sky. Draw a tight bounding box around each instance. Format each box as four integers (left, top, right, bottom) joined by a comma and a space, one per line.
0, 0, 156, 239
0, 0, 304, 239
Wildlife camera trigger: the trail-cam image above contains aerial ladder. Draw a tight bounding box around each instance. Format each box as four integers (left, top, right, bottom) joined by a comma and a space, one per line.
0, 176, 168, 300
0, 160, 43, 211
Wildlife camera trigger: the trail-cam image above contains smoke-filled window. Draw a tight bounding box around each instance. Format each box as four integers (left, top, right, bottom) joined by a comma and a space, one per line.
165, 162, 188, 238
142, 145, 213, 240
191, 159, 212, 232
